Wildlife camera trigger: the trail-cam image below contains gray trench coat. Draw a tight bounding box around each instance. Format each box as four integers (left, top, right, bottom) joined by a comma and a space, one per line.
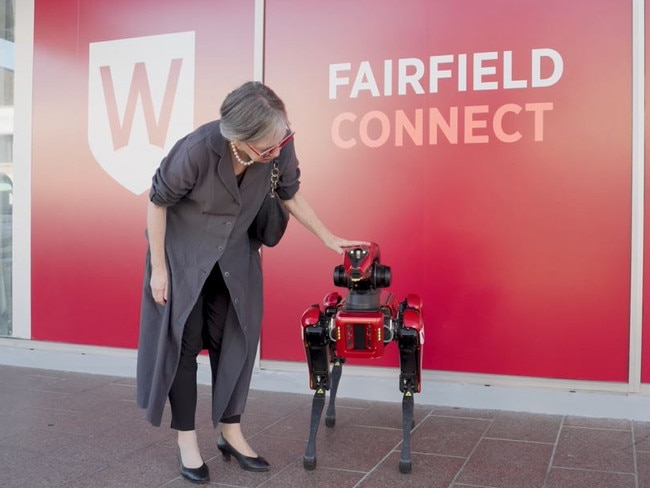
136, 120, 300, 427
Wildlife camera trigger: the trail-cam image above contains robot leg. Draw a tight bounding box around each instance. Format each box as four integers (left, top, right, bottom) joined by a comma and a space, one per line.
325, 353, 345, 428
400, 391, 415, 474
301, 305, 331, 391
397, 296, 424, 394
304, 389, 325, 470
396, 295, 424, 474
301, 305, 331, 470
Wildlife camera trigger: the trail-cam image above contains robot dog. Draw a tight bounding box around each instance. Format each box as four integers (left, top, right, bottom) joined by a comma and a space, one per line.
300, 243, 424, 473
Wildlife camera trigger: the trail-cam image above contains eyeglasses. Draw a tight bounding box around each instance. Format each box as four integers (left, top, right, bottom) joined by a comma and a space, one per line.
246, 130, 295, 159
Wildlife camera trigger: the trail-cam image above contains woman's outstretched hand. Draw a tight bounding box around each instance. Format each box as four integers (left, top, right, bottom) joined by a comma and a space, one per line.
324, 236, 371, 254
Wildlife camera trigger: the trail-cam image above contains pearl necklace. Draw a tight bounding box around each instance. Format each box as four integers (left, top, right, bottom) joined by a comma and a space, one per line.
230, 141, 255, 167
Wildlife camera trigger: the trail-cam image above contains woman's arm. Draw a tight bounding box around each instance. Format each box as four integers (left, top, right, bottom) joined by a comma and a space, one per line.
147, 201, 169, 304
283, 190, 368, 254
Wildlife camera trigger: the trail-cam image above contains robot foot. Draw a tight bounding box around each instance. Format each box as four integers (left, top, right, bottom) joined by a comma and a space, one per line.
303, 390, 326, 470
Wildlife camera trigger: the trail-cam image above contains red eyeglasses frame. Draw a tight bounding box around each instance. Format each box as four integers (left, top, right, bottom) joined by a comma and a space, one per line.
246, 130, 295, 158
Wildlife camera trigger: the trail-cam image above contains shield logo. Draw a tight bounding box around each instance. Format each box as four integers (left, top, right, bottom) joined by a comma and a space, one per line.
88, 32, 195, 195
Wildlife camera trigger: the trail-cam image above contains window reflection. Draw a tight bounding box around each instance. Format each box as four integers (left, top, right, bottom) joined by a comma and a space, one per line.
0, 0, 13, 337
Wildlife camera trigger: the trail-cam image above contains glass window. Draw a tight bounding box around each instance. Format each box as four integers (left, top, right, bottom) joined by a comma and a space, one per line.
0, 0, 13, 336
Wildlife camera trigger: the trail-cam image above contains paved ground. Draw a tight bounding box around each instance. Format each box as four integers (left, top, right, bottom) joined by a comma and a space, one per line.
1, 364, 649, 487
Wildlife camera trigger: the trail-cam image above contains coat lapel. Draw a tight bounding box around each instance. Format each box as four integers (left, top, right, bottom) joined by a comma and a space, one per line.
217, 156, 240, 203
213, 135, 241, 203
240, 162, 269, 195
208, 124, 272, 203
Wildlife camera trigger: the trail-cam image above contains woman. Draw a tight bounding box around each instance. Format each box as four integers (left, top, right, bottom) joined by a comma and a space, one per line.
136, 81, 365, 484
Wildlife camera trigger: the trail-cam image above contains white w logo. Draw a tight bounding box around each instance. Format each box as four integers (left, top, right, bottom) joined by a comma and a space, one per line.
88, 32, 195, 195
100, 59, 183, 150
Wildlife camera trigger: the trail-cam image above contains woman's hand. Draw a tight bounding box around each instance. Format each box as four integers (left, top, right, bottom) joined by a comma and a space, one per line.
147, 202, 168, 305
324, 235, 371, 254
150, 265, 169, 305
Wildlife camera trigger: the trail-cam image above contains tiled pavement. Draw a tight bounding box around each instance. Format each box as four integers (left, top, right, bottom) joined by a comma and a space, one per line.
1, 364, 649, 488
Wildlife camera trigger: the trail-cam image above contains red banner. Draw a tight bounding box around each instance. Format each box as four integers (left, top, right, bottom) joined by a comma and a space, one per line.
30, 0, 635, 383
31, 0, 254, 346
263, 0, 632, 381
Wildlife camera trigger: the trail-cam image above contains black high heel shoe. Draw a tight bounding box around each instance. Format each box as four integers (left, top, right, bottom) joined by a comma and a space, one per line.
217, 434, 270, 472
178, 451, 210, 484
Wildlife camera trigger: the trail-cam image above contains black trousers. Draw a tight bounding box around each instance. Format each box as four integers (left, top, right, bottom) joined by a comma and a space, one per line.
168, 263, 241, 431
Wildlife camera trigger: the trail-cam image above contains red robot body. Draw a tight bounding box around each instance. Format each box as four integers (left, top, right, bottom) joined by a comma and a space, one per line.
334, 309, 385, 359
299, 243, 424, 473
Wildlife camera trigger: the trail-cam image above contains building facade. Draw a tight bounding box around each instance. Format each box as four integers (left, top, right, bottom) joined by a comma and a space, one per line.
4, 0, 650, 416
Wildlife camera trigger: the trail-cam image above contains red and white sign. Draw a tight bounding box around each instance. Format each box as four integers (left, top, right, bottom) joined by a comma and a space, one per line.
88, 32, 195, 195
30, 0, 639, 384
31, 0, 254, 346
263, 0, 633, 382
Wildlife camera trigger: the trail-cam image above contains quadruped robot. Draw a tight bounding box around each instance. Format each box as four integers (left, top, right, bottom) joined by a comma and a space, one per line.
300, 243, 424, 473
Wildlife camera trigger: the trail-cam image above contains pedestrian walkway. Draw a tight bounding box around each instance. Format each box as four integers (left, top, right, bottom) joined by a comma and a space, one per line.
0, 364, 648, 487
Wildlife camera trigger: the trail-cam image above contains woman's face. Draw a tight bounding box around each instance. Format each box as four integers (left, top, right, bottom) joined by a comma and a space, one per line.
242, 128, 295, 164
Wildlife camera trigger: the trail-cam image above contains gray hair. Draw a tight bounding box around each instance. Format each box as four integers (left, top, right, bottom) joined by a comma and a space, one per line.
219, 81, 288, 143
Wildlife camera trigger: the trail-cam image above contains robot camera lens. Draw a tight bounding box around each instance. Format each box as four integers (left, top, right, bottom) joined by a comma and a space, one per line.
333, 265, 347, 287
372, 265, 391, 288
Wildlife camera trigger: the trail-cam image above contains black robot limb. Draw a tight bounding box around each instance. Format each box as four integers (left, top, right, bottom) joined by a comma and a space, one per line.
395, 296, 424, 473
301, 303, 341, 469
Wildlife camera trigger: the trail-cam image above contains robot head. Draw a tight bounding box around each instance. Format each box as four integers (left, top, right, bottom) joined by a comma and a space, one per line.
333, 242, 391, 291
